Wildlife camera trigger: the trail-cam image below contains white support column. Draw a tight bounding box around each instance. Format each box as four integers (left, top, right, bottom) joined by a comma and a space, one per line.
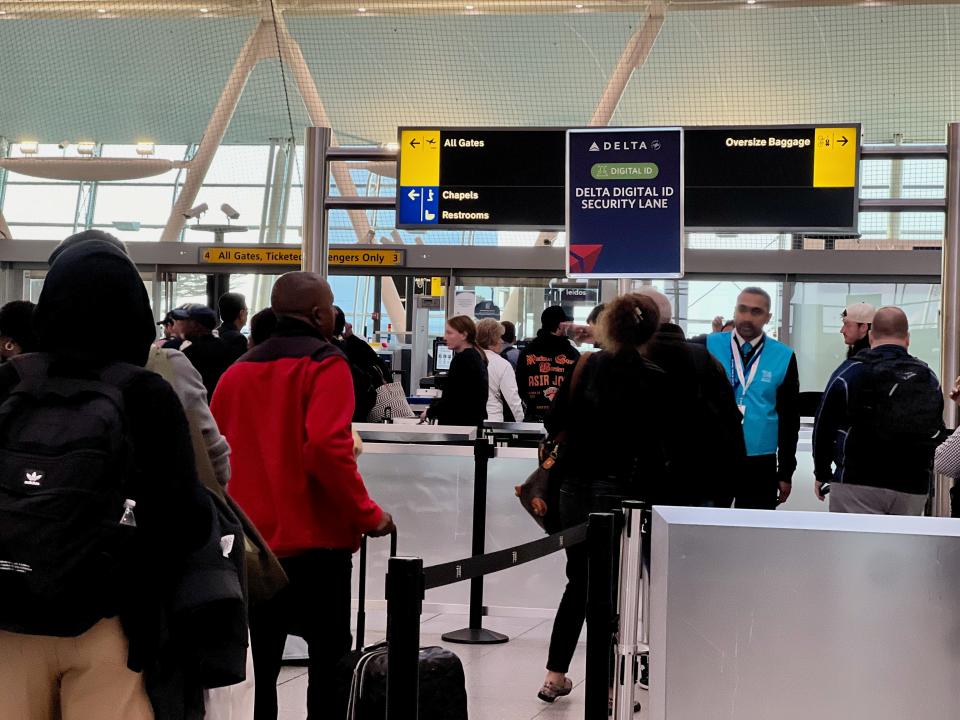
546, 2, 667, 257
936, 122, 960, 517
591, 0, 667, 126
160, 21, 275, 242
274, 14, 408, 332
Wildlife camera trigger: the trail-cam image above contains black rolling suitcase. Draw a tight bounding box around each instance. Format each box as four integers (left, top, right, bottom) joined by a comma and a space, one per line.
334, 531, 468, 720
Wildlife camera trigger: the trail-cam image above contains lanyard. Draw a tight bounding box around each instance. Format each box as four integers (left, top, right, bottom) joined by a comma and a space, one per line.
730, 333, 763, 399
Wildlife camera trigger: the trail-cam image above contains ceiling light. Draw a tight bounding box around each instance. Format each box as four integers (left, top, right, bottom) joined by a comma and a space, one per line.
77, 141, 97, 156
465, 4, 475, 9
746, 0, 756, 4
19, 141, 38, 155
575, 3, 584, 7
97, 8, 106, 13
357, 7, 367, 13
135, 142, 156, 156
200, 7, 209, 12
384, 142, 400, 152
0, 11, 8, 15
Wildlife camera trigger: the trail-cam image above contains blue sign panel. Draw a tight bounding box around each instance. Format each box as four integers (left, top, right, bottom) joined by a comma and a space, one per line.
566, 128, 684, 278
398, 185, 440, 226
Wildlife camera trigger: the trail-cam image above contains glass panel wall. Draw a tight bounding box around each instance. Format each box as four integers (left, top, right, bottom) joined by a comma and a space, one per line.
456, 278, 602, 342
789, 282, 941, 392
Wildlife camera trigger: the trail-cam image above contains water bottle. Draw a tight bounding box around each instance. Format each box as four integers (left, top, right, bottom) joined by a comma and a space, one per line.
384, 406, 393, 424
119, 499, 137, 528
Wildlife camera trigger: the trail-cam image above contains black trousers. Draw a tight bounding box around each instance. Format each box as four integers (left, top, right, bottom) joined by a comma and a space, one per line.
250, 549, 353, 720
733, 454, 780, 510
546, 484, 625, 675
546, 489, 589, 674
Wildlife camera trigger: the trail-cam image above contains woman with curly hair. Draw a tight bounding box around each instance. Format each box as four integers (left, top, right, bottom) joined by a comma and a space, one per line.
536, 293, 682, 708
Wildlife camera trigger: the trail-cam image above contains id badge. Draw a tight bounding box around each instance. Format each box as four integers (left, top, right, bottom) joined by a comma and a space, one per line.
737, 404, 746, 422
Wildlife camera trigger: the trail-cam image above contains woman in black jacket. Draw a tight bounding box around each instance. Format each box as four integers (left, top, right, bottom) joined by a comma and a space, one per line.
536, 293, 682, 707
426, 315, 488, 426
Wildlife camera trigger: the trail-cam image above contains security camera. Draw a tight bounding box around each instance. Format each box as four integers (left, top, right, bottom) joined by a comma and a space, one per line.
220, 203, 240, 221
182, 203, 208, 220
58, 141, 71, 150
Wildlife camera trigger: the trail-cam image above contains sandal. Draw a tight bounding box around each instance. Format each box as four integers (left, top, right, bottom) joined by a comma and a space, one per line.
537, 677, 573, 703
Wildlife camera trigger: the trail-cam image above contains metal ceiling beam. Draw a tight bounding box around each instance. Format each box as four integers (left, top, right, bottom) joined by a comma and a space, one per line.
6, 1, 958, 20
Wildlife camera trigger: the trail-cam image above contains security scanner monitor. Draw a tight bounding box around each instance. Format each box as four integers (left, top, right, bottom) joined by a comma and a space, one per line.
433, 337, 454, 375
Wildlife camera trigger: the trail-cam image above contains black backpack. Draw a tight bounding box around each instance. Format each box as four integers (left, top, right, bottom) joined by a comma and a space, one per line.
851, 353, 944, 447
0, 353, 143, 636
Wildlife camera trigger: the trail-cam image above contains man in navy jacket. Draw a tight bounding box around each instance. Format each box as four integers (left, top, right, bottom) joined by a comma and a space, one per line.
813, 306, 946, 515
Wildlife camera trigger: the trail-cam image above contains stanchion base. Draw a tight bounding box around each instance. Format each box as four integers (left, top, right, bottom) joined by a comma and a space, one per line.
441, 627, 509, 645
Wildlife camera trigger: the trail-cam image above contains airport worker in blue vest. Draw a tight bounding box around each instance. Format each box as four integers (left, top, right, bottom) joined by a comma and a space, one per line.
703, 287, 800, 509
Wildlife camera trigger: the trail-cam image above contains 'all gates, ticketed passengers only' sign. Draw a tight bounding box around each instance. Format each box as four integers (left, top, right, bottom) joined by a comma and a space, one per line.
566, 128, 683, 278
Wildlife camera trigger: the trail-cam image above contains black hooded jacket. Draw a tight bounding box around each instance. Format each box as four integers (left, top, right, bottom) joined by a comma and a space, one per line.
0, 242, 213, 708
644, 323, 746, 506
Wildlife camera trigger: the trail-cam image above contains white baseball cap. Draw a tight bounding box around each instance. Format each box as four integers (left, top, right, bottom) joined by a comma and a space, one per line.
842, 302, 876, 324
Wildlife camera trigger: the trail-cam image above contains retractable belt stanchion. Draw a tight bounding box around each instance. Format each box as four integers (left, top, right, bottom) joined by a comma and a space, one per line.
443, 437, 508, 644
386, 556, 424, 720
612, 500, 648, 720
585, 512, 619, 720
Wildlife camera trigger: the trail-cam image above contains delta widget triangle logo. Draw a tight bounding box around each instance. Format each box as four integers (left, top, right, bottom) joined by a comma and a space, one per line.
569, 245, 604, 273
589, 142, 600, 152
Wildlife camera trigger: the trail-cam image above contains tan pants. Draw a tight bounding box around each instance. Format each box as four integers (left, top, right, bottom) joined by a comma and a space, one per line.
0, 617, 153, 720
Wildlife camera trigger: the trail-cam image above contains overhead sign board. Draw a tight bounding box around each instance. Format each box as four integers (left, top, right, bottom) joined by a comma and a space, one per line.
199, 247, 405, 267
397, 127, 565, 230
566, 128, 684, 278
396, 124, 860, 235
684, 124, 860, 232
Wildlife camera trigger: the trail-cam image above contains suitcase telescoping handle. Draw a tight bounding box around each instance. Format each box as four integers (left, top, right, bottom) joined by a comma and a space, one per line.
356, 528, 398, 651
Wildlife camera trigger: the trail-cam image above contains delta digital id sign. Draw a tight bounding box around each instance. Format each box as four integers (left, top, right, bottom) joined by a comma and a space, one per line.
566, 128, 684, 279
684, 124, 861, 232
396, 127, 565, 230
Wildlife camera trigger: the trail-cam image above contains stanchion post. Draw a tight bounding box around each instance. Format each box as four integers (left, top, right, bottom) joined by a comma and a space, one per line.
585, 512, 618, 720
442, 437, 508, 644
639, 506, 652, 648
612, 500, 646, 720
386, 556, 424, 720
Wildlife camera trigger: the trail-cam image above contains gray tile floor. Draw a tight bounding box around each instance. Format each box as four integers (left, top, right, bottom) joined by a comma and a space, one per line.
276, 610, 649, 720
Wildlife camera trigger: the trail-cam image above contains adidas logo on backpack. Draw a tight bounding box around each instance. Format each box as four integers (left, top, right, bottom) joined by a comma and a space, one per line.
0, 353, 144, 636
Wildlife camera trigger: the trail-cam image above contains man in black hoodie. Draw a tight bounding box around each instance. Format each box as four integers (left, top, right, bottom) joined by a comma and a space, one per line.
172, 303, 233, 401
516, 305, 581, 422
639, 288, 746, 507
217, 292, 250, 362
331, 305, 389, 421
0, 236, 213, 720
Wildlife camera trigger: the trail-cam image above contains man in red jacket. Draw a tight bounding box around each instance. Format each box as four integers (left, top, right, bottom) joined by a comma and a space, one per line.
211, 271, 395, 720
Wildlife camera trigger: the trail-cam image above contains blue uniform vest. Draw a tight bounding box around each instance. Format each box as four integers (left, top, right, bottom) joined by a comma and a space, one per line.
706, 331, 793, 457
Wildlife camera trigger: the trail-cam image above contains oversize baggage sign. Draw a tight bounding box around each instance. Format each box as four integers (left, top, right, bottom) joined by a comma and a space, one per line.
566, 127, 683, 278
